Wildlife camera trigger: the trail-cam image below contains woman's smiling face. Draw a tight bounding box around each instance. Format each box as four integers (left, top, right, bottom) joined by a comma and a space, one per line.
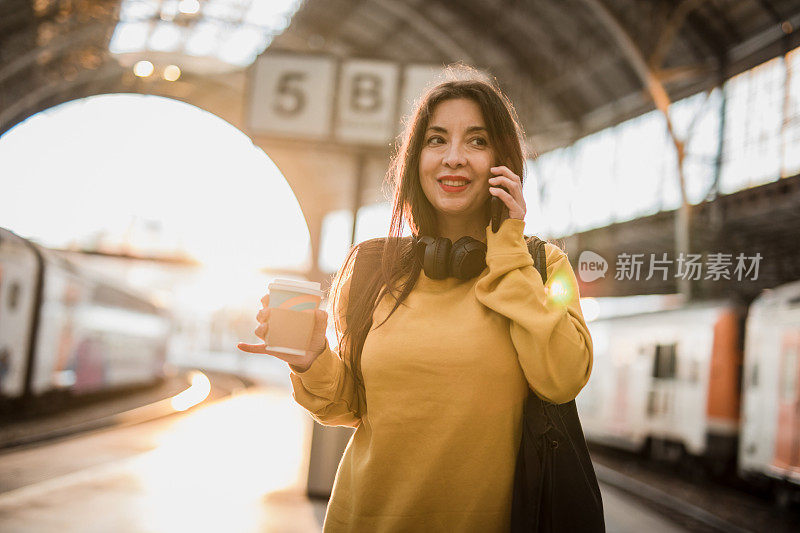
419, 98, 495, 223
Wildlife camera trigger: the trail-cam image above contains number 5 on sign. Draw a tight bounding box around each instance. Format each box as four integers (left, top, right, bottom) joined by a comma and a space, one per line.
249, 55, 336, 139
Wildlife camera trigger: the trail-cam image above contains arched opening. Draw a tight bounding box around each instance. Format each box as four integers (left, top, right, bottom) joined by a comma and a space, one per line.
0, 93, 314, 376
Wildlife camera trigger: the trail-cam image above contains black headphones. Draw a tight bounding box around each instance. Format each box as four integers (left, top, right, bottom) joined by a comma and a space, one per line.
411, 185, 508, 280
411, 234, 487, 280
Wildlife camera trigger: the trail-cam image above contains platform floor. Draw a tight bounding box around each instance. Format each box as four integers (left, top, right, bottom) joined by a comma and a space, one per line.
0, 388, 686, 532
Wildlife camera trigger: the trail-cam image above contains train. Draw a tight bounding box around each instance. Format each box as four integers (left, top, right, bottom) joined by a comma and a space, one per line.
575, 279, 800, 500
0, 227, 171, 415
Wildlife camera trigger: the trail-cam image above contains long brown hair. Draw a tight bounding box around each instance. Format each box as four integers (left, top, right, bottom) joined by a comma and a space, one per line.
329, 71, 529, 390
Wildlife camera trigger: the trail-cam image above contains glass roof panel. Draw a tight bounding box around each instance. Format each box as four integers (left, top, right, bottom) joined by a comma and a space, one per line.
110, 0, 302, 73
109, 21, 152, 54
149, 21, 184, 52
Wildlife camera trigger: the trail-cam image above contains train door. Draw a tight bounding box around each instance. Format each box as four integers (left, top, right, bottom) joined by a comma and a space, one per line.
647, 343, 678, 433
773, 328, 800, 477
612, 361, 630, 430
0, 230, 40, 400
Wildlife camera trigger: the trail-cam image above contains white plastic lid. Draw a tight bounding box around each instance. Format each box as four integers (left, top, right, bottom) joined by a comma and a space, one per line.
268, 278, 323, 297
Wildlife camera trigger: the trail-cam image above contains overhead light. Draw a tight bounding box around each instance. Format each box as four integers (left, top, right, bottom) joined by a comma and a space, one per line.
133, 60, 154, 77
163, 64, 181, 81
178, 0, 200, 15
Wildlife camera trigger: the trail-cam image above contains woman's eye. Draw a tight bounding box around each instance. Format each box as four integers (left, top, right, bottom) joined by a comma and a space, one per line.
427, 136, 444, 145
470, 137, 488, 146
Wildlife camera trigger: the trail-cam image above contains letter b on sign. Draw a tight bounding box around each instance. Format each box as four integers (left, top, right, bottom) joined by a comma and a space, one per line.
351, 74, 382, 112
335, 60, 399, 145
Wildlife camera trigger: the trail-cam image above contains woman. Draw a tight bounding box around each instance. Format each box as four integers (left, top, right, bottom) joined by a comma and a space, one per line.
238, 75, 593, 532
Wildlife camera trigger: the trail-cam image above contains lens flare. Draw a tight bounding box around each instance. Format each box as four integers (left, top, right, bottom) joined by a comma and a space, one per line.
170, 371, 211, 411
545, 272, 574, 306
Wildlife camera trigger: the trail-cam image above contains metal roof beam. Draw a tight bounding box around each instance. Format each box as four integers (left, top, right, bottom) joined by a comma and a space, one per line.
0, 22, 107, 85
369, 0, 476, 64
524, 0, 628, 111
660, 0, 727, 61
753, 0, 786, 25
649, 0, 707, 70
429, 0, 584, 126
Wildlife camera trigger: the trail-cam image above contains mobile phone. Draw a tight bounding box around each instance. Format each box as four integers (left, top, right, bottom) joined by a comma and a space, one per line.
490, 185, 508, 233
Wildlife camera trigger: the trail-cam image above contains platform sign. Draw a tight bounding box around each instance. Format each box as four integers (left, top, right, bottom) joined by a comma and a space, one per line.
398, 64, 442, 126
248, 54, 336, 140
335, 60, 399, 145
248, 53, 449, 147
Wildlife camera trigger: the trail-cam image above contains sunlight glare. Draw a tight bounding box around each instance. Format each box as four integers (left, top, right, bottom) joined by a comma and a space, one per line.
0, 94, 311, 275
134, 390, 314, 531
580, 297, 600, 322
545, 273, 574, 306
170, 371, 211, 411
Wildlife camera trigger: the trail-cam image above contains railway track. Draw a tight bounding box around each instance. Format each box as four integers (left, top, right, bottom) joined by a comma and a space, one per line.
590, 444, 800, 532
0, 368, 253, 451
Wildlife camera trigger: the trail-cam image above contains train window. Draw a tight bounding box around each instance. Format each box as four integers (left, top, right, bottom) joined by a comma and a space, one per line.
652, 343, 677, 379
7, 281, 21, 311
749, 363, 759, 388
92, 283, 157, 314
646, 390, 657, 415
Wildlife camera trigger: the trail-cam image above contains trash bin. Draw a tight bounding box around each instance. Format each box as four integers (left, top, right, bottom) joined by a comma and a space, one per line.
306, 421, 355, 499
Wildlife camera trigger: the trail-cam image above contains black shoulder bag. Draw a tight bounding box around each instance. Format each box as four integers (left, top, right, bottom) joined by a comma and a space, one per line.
510, 237, 605, 533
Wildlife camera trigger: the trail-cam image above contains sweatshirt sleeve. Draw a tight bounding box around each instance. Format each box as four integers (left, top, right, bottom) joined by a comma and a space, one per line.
474, 217, 593, 404
288, 270, 364, 428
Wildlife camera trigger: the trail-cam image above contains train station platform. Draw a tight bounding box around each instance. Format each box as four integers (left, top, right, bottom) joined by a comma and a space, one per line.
0, 385, 695, 532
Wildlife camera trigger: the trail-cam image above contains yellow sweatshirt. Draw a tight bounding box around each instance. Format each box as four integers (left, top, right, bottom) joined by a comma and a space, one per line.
289, 217, 593, 532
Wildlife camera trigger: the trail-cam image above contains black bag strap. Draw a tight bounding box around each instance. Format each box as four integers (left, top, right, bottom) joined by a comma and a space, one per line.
526, 236, 548, 285
515, 237, 606, 532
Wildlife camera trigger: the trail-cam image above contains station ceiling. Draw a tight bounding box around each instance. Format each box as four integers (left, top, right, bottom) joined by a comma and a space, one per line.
2, 0, 799, 288
272, 0, 800, 154
2, 0, 800, 152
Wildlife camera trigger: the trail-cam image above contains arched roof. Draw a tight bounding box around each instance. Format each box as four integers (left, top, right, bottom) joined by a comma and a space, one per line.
2, 0, 799, 152
271, 0, 800, 152
3, 0, 800, 288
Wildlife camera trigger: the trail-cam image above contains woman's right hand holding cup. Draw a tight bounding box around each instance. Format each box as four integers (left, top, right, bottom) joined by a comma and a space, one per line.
237, 293, 329, 372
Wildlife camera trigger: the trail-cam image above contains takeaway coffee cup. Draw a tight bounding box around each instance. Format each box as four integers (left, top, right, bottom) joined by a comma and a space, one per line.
265, 278, 324, 357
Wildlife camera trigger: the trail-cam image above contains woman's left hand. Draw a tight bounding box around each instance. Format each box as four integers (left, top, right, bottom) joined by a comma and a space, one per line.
488, 166, 526, 221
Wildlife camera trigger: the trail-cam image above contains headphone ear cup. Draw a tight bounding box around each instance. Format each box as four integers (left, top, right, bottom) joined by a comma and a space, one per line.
416, 237, 431, 265
430, 237, 452, 279
414, 235, 435, 263
450, 237, 487, 280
